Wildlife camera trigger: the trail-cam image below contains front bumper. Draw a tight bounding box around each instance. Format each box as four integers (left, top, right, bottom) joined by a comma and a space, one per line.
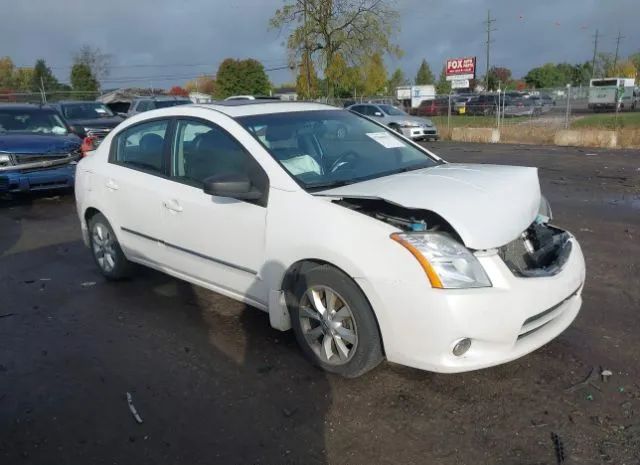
0, 163, 76, 193
400, 126, 439, 140
357, 235, 586, 373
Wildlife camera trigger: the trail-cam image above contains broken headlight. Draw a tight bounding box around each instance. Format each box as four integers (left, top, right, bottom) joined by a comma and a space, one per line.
391, 232, 491, 289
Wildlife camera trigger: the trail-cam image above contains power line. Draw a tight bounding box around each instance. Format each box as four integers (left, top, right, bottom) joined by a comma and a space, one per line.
484, 9, 496, 90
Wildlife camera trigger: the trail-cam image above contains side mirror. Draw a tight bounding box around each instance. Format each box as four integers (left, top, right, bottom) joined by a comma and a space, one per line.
202, 173, 262, 201
373, 111, 383, 117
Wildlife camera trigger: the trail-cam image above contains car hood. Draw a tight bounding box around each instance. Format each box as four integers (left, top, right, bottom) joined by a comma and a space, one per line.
0, 133, 82, 154
67, 117, 123, 129
317, 163, 541, 250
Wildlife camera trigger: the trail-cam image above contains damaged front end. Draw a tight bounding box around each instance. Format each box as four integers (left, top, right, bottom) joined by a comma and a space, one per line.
333, 196, 572, 281
498, 223, 571, 277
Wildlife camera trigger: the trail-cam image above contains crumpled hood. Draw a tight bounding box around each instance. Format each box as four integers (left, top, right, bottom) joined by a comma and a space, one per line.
318, 163, 541, 249
0, 133, 81, 154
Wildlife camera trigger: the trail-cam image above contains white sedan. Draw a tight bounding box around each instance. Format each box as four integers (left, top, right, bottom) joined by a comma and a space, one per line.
75, 101, 586, 377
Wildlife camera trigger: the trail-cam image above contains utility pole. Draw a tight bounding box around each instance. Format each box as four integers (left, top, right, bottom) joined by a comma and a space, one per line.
484, 9, 496, 91
613, 30, 625, 70
303, 0, 311, 99
591, 29, 599, 79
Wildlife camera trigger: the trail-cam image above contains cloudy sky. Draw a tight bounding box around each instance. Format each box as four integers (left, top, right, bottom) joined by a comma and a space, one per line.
2, 0, 638, 89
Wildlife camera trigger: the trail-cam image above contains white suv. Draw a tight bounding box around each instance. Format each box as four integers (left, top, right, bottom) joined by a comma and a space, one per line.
75, 101, 585, 377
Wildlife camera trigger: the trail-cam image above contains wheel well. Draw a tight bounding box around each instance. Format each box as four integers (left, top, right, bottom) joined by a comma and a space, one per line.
280, 259, 386, 355
84, 207, 101, 225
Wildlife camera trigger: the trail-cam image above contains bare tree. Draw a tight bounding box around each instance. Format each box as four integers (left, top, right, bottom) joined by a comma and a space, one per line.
270, 0, 401, 94
73, 45, 112, 86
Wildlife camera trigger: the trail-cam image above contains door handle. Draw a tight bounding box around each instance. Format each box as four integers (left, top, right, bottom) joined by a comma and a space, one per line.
105, 179, 119, 191
163, 199, 183, 213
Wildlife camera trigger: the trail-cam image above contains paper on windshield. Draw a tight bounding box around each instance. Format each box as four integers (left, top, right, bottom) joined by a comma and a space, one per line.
95, 108, 107, 114
366, 132, 406, 149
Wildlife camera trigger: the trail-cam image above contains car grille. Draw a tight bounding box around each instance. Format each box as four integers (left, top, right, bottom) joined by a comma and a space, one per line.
14, 153, 73, 165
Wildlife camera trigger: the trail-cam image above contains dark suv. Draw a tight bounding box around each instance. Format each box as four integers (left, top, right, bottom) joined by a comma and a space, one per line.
52, 101, 124, 142
0, 104, 82, 193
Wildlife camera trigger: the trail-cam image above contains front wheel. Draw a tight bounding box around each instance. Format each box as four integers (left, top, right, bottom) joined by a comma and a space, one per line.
289, 265, 383, 378
88, 213, 133, 280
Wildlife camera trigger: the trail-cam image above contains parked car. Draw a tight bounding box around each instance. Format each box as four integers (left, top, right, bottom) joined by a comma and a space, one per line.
52, 101, 124, 144
75, 101, 585, 377
0, 104, 82, 193
127, 96, 191, 117
466, 94, 500, 116
348, 103, 438, 140
412, 97, 451, 116
527, 94, 554, 113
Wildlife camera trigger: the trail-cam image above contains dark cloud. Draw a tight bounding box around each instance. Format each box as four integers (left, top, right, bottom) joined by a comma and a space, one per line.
2, 0, 638, 88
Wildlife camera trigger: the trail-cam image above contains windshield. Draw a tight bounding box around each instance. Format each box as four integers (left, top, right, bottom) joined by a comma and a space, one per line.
237, 110, 439, 191
155, 99, 190, 109
379, 104, 406, 116
62, 102, 114, 119
0, 110, 69, 135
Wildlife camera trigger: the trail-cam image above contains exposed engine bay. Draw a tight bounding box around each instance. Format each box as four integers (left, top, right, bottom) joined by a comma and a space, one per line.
333, 197, 571, 278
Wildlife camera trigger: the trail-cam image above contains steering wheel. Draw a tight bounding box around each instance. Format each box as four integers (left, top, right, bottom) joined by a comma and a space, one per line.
330, 150, 362, 173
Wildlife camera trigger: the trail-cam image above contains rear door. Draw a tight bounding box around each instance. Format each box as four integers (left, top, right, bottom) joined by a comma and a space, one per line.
100, 118, 173, 265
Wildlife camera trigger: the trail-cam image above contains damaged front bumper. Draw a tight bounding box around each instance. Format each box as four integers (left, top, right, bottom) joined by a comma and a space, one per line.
0, 155, 78, 193
356, 227, 586, 373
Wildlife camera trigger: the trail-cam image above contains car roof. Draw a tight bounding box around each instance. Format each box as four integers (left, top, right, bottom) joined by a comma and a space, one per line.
193, 101, 339, 118
0, 103, 57, 111
133, 96, 191, 101
55, 100, 104, 105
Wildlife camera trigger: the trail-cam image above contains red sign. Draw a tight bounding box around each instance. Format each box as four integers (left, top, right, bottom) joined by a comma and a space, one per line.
445, 57, 476, 80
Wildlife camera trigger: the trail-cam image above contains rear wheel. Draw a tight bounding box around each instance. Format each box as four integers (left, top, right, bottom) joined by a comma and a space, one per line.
289, 264, 383, 378
88, 213, 133, 280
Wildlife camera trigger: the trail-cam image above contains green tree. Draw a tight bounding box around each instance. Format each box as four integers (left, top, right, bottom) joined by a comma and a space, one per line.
325, 52, 363, 97
31, 59, 60, 92
362, 53, 387, 96
387, 68, 408, 93
524, 63, 565, 88
70, 63, 98, 92
215, 58, 270, 98
296, 51, 319, 99
74, 45, 111, 83
435, 66, 451, 94
270, 0, 401, 96
630, 53, 640, 77
415, 59, 434, 85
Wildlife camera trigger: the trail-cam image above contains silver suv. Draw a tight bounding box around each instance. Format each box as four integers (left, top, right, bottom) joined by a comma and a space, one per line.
348, 103, 438, 141
127, 96, 191, 117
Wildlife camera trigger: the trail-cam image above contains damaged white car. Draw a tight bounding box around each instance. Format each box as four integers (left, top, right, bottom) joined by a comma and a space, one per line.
75, 101, 586, 377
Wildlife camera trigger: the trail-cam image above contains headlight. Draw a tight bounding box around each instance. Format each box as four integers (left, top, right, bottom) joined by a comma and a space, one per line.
0, 154, 11, 166
423, 120, 434, 127
391, 232, 492, 289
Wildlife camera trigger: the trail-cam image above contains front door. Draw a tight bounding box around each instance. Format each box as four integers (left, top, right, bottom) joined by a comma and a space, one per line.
161, 117, 269, 305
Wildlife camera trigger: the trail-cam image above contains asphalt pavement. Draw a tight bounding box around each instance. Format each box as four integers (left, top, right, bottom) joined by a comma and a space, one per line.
1, 142, 639, 465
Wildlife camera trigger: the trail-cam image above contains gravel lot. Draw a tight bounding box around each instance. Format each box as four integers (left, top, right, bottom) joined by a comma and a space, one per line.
1, 142, 639, 465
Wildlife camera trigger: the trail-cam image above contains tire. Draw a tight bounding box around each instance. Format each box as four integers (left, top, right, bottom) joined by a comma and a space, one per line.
88, 213, 133, 280
288, 264, 383, 378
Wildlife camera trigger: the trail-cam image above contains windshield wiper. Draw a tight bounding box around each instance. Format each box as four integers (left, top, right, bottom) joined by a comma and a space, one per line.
306, 179, 356, 191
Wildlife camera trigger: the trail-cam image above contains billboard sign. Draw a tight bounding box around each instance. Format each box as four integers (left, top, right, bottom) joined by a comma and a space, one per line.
451, 79, 470, 89
446, 57, 476, 81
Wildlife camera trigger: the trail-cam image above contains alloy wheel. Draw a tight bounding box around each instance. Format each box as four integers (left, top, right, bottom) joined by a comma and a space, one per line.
299, 286, 358, 365
92, 223, 116, 272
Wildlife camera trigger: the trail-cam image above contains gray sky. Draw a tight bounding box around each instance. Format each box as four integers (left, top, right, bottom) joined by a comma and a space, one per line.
2, 0, 638, 89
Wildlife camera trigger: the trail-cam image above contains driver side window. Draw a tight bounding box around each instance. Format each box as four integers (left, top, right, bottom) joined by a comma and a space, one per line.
171, 119, 258, 187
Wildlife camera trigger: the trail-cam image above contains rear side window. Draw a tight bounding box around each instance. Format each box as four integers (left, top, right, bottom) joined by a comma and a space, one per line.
114, 120, 168, 174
